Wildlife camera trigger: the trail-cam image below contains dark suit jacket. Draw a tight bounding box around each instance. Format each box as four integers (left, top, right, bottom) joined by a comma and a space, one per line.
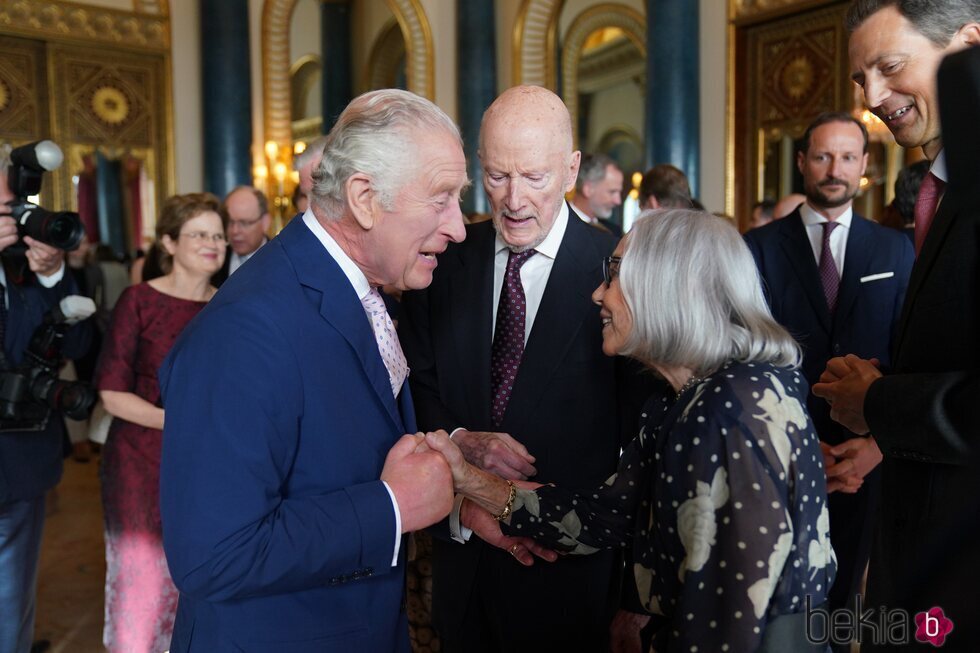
209, 245, 231, 288
745, 209, 913, 615
399, 210, 645, 648
861, 47, 980, 651
160, 218, 414, 653
745, 209, 913, 446
0, 264, 91, 503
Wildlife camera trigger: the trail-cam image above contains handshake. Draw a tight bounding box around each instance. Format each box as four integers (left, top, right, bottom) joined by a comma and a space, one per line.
379, 428, 558, 565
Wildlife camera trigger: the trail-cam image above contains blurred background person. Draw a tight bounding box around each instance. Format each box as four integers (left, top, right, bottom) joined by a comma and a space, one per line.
211, 186, 270, 288
430, 210, 835, 653
773, 192, 807, 219
95, 193, 225, 652
570, 153, 625, 236
637, 164, 693, 210
747, 198, 777, 231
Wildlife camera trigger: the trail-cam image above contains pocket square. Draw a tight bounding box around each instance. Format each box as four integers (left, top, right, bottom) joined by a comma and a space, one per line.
860, 272, 894, 283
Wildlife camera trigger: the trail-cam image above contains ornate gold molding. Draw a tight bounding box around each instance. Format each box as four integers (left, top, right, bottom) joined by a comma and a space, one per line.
384, 0, 434, 100
730, 0, 839, 23
0, 0, 169, 51
365, 17, 407, 92
561, 4, 645, 149
263, 0, 434, 156
512, 0, 566, 89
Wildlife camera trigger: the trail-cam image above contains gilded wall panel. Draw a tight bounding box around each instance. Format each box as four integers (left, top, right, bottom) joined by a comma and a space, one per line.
0, 35, 47, 142
46, 43, 169, 217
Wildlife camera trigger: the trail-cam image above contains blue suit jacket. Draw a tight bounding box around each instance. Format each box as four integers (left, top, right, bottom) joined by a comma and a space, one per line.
160, 217, 415, 653
744, 209, 914, 445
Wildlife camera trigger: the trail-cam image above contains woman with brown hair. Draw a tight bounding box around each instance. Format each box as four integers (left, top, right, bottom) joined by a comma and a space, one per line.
95, 193, 226, 652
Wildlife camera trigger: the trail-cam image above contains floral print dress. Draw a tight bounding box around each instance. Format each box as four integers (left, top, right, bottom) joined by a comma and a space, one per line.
504, 360, 836, 652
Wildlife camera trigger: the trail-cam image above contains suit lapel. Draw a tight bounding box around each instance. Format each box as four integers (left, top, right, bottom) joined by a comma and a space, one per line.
834, 215, 872, 328
501, 216, 600, 433
893, 191, 961, 353
780, 212, 832, 333
449, 224, 495, 426
277, 219, 405, 432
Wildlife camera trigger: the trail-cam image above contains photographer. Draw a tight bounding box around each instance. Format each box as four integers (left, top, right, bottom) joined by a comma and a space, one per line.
0, 143, 91, 653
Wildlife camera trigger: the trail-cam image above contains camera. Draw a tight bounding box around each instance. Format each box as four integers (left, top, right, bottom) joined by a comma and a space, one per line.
5, 140, 85, 252
0, 295, 97, 432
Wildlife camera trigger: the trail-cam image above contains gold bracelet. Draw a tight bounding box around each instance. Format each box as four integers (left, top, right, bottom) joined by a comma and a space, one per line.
493, 480, 517, 522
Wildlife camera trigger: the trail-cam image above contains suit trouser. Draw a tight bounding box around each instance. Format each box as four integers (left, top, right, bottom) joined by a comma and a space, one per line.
0, 496, 46, 653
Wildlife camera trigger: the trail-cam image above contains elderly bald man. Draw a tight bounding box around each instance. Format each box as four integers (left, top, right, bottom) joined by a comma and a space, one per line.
400, 86, 651, 652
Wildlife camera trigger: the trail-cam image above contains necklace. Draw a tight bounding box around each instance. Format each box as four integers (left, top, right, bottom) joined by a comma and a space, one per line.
675, 375, 703, 400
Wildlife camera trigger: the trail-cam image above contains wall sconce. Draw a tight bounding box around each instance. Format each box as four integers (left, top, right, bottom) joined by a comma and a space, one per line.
253, 139, 296, 233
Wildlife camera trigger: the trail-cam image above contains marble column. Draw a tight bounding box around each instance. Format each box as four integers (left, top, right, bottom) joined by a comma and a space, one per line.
321, 0, 354, 132
646, 0, 700, 197
201, 0, 252, 198
457, 0, 497, 215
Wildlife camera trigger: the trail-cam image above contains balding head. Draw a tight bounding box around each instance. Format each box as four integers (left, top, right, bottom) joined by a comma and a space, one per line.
478, 86, 580, 251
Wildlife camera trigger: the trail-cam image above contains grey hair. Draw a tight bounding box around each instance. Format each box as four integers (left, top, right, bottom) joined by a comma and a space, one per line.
576, 153, 618, 192
311, 89, 462, 218
293, 135, 328, 171
618, 209, 801, 374
845, 0, 980, 47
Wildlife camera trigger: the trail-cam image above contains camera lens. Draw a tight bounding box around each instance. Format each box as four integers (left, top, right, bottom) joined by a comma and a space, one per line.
17, 206, 84, 251
30, 371, 96, 421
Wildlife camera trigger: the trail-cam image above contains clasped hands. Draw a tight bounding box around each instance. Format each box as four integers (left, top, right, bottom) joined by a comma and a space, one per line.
381, 427, 557, 565
812, 355, 884, 493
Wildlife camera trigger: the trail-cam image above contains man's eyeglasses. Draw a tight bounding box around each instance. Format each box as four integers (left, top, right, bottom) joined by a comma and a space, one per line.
228, 215, 264, 230
602, 256, 621, 286
180, 231, 227, 244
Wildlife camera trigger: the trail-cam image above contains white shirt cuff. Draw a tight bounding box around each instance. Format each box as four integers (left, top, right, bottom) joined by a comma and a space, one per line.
381, 481, 402, 566
449, 493, 473, 544
449, 427, 466, 440
37, 261, 65, 287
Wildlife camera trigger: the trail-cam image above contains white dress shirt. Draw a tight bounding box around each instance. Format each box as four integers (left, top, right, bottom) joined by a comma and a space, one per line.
302, 210, 402, 566
491, 201, 569, 343
0, 262, 64, 307
569, 201, 596, 225
800, 202, 852, 277
228, 238, 267, 276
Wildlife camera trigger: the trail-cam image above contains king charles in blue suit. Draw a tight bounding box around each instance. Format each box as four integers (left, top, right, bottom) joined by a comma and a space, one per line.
159, 91, 478, 652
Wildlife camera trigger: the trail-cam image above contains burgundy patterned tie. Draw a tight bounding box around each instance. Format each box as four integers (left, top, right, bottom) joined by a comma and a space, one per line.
913, 171, 945, 256
819, 221, 841, 314
490, 249, 536, 427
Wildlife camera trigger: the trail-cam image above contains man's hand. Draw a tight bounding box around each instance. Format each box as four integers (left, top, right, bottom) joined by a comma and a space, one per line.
812, 355, 882, 434
0, 216, 17, 252
826, 436, 882, 489
381, 433, 453, 533
459, 497, 557, 566
450, 428, 536, 480
609, 609, 651, 653
23, 236, 64, 277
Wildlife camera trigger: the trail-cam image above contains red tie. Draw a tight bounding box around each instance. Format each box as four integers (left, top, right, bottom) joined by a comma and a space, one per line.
914, 172, 945, 256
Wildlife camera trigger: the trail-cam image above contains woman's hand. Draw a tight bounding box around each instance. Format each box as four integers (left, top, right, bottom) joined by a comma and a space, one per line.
423, 429, 478, 492
460, 498, 558, 566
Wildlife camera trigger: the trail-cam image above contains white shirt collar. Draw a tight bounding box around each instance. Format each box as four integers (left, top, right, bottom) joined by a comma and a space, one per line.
494, 201, 569, 260
302, 209, 371, 300
569, 201, 594, 224
799, 201, 853, 228
930, 149, 948, 183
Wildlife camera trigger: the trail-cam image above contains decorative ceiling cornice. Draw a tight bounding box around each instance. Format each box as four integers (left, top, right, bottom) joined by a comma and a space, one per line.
0, 0, 169, 51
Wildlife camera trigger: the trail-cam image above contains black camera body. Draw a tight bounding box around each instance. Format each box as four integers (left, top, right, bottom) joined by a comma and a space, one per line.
0, 296, 96, 432
5, 140, 85, 252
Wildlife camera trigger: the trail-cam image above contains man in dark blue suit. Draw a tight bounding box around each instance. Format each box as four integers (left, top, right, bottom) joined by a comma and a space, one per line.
744, 112, 913, 636
159, 90, 513, 652
0, 144, 91, 653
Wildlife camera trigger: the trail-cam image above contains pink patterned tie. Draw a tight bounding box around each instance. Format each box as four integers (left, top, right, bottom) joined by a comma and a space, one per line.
914, 171, 945, 256
361, 288, 408, 397
490, 249, 536, 427
819, 221, 841, 314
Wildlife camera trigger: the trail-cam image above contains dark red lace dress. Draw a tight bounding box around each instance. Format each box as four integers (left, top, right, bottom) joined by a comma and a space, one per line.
95, 282, 207, 653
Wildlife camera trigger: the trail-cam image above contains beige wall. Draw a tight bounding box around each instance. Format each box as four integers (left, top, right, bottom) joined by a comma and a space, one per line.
170, 0, 202, 194
699, 0, 727, 213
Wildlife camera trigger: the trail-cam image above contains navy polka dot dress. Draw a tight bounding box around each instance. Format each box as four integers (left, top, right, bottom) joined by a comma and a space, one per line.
504, 360, 836, 652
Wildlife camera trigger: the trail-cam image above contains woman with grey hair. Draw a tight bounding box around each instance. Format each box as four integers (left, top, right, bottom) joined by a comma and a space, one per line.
425, 209, 835, 652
